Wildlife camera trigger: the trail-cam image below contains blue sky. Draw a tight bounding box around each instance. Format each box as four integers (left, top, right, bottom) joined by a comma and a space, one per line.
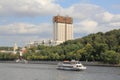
0, 0, 120, 47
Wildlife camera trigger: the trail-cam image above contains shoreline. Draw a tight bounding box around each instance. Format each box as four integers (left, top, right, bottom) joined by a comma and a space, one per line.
0, 60, 120, 67
82, 61, 120, 67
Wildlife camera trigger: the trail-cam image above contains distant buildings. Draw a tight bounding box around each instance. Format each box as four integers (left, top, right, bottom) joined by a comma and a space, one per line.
27, 15, 73, 47
27, 40, 54, 47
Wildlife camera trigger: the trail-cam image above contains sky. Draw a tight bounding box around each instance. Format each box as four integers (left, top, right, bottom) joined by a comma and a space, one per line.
0, 0, 120, 47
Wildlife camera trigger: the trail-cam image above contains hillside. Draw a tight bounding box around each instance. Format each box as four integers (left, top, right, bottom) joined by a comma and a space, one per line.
0, 29, 120, 64
62, 29, 120, 54
59, 29, 120, 63
23, 29, 120, 63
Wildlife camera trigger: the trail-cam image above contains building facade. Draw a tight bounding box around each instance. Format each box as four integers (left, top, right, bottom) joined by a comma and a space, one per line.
53, 15, 73, 45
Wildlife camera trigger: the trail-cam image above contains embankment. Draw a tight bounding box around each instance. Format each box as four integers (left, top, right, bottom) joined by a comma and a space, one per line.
0, 60, 120, 67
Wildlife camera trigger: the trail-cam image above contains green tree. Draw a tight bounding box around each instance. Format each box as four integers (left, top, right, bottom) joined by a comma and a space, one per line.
101, 50, 120, 64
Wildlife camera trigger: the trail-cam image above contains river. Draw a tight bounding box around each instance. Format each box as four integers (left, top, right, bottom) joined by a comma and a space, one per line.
0, 63, 120, 80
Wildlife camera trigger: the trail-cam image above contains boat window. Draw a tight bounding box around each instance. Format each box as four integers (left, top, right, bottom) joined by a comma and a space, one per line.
76, 65, 82, 67
71, 62, 75, 64
64, 66, 73, 68
63, 61, 80, 64
63, 62, 71, 64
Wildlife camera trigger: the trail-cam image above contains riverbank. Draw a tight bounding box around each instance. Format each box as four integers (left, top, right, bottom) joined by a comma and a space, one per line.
0, 60, 120, 67
82, 61, 120, 67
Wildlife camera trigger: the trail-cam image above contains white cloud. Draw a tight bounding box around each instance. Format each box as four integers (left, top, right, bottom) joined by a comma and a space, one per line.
0, 0, 62, 17
68, 3, 120, 36
75, 19, 98, 33
95, 12, 114, 22
109, 22, 120, 27
74, 20, 120, 36
80, 20, 98, 28
112, 4, 120, 10
0, 22, 53, 46
0, 22, 52, 35
59, 3, 105, 19
112, 14, 120, 22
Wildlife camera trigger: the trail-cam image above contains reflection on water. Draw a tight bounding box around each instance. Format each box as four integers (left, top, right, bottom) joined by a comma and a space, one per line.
0, 63, 120, 80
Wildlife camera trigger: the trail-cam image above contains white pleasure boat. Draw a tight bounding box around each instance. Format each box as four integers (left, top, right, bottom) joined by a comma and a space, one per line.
57, 60, 86, 71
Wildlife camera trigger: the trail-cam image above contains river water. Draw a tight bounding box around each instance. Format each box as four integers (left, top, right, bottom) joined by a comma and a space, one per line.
0, 63, 120, 80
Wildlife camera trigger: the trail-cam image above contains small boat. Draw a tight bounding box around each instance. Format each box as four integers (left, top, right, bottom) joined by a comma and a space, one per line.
57, 60, 86, 71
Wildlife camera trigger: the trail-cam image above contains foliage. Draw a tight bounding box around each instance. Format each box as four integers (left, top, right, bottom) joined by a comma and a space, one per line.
101, 50, 120, 64
24, 29, 120, 64
0, 52, 18, 60
0, 47, 13, 51
0, 29, 120, 64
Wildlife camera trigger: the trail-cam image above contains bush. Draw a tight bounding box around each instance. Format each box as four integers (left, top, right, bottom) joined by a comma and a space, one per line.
101, 50, 120, 64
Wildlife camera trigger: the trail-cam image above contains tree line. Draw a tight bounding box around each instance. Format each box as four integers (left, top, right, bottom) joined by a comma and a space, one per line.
0, 47, 13, 51
0, 29, 120, 64
22, 29, 120, 64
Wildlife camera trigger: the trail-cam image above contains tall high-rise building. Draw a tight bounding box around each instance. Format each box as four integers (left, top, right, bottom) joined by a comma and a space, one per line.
53, 15, 73, 45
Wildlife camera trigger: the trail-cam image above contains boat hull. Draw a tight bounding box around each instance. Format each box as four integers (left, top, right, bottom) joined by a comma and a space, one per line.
57, 66, 86, 71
